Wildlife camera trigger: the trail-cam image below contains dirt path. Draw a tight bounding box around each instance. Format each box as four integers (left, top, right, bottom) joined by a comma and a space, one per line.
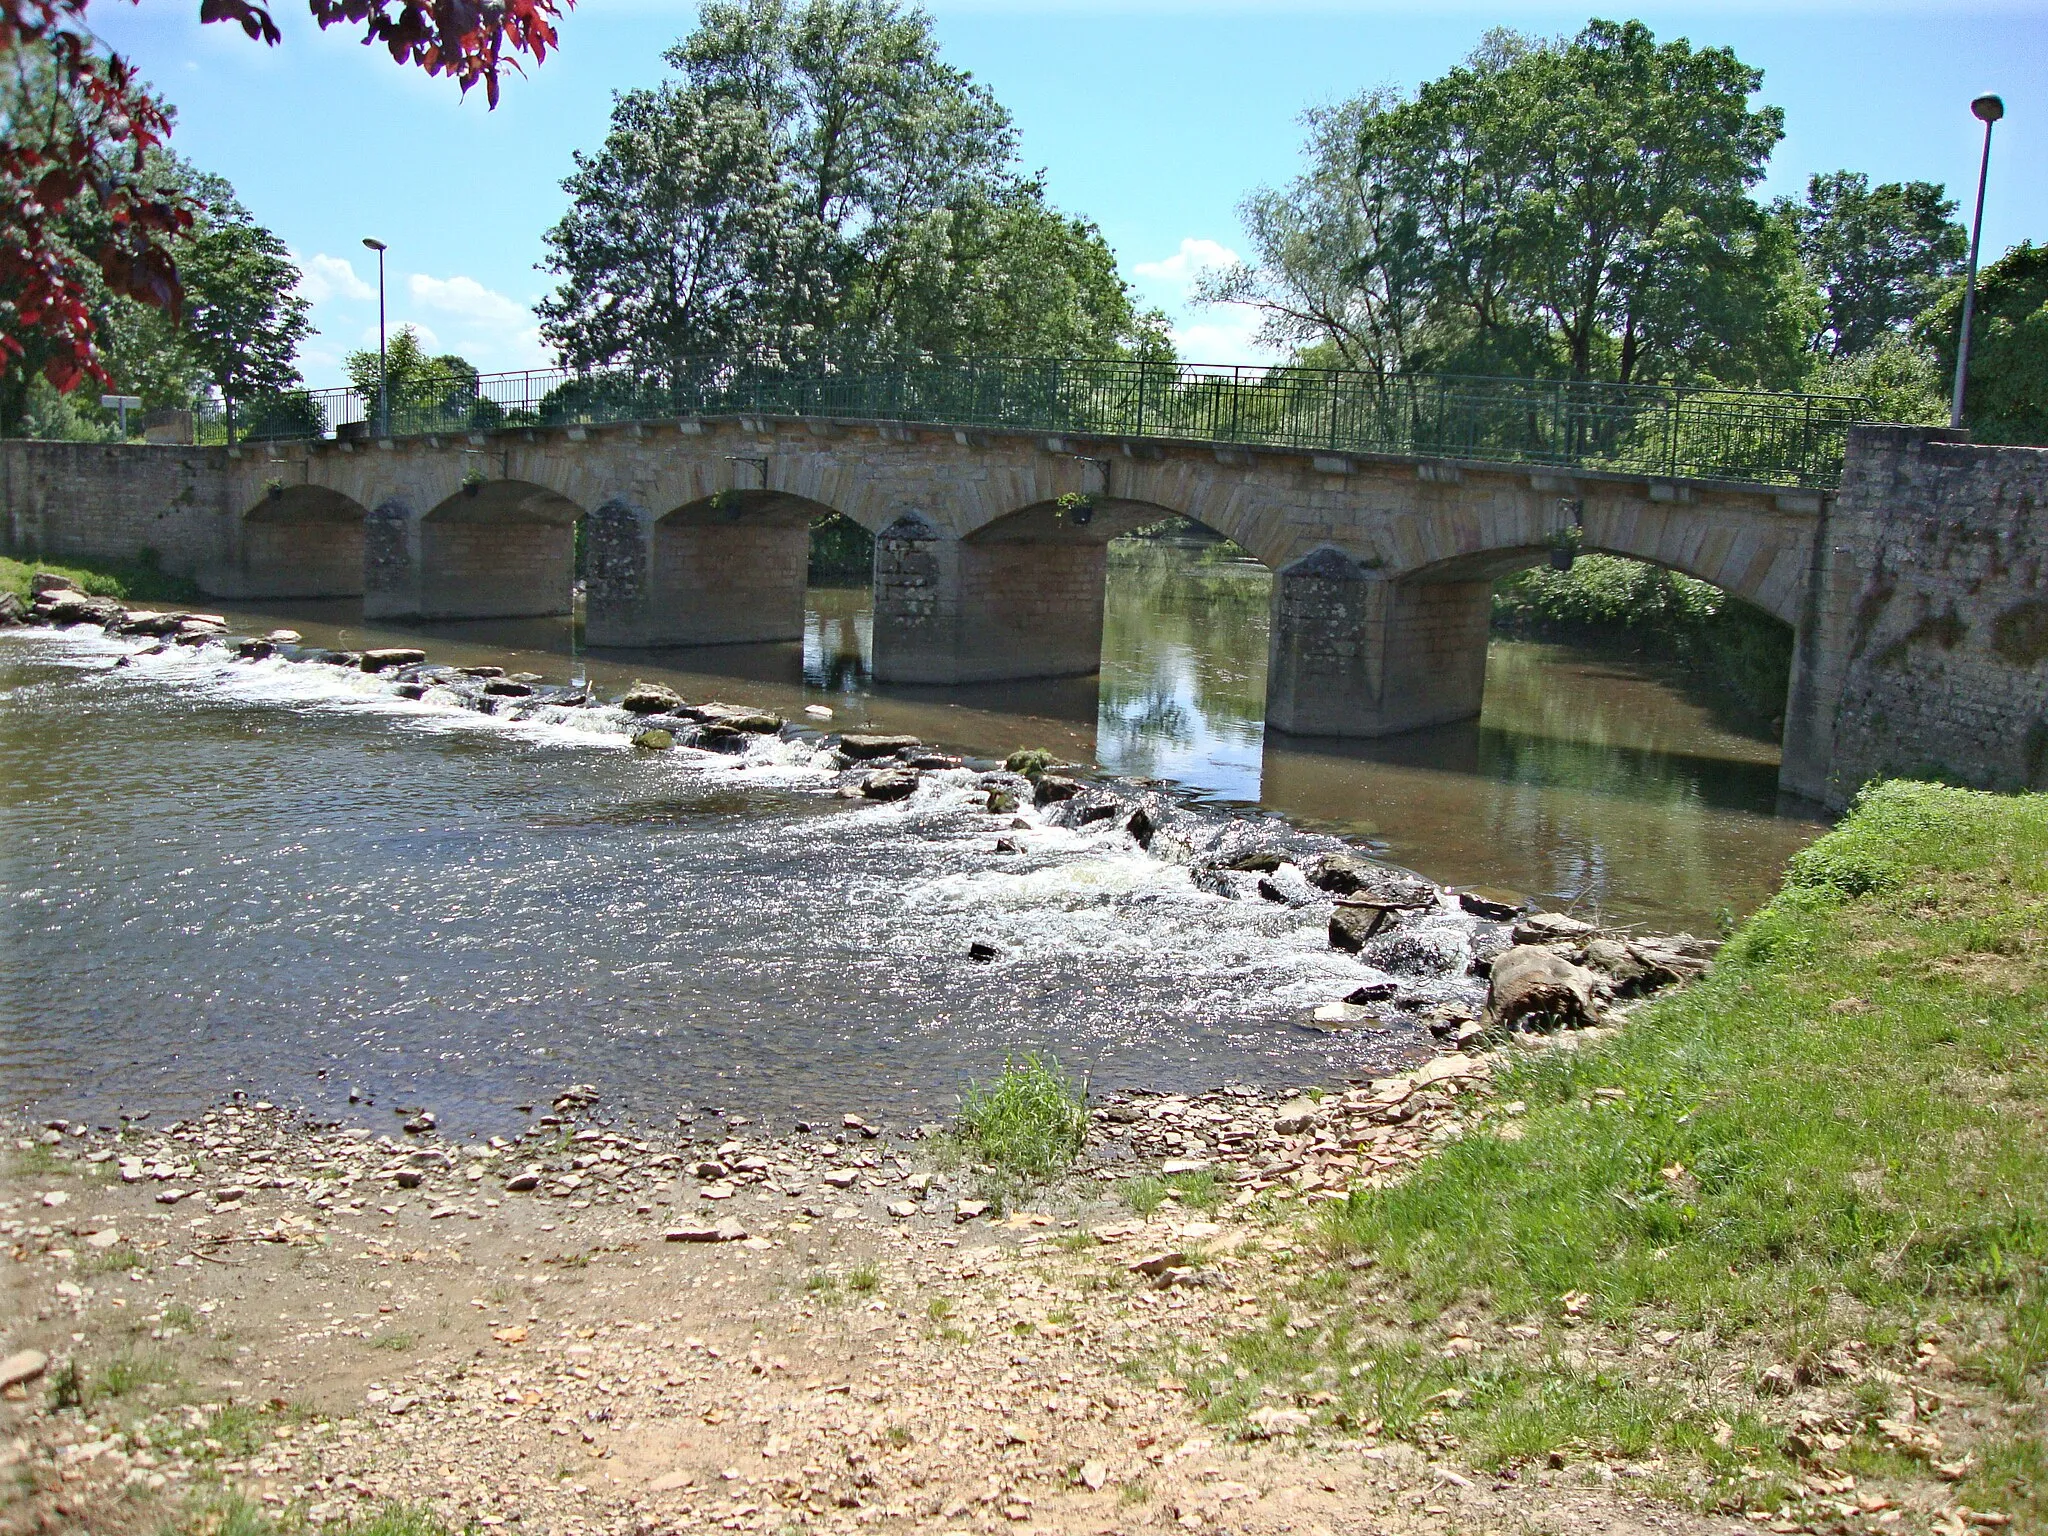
1, 1091, 1746, 1536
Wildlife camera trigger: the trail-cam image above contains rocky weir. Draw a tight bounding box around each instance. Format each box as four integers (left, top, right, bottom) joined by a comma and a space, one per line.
4, 573, 1717, 1125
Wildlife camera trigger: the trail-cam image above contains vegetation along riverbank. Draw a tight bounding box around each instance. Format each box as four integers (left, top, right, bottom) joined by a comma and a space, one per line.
2, 780, 2039, 1536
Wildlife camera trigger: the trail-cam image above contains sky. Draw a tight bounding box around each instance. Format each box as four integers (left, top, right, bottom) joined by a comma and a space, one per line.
86, 0, 2048, 382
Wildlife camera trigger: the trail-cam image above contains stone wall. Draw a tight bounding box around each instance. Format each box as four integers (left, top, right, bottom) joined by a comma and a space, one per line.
0, 439, 228, 577
1782, 426, 2048, 806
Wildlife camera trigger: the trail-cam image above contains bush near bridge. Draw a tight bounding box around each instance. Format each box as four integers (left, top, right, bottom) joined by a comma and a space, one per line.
1171, 781, 2046, 1523
0, 551, 198, 606
1492, 554, 1794, 726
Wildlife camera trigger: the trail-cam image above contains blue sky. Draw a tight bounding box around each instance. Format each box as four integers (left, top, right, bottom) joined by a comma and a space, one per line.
90, 0, 2047, 381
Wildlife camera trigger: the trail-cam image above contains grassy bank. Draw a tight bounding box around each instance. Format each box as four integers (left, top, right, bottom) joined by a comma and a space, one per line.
1, 551, 199, 606
1178, 781, 2046, 1522
1494, 555, 1794, 726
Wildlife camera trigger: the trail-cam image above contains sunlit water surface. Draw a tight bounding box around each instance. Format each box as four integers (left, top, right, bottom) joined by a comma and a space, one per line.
0, 539, 1823, 1134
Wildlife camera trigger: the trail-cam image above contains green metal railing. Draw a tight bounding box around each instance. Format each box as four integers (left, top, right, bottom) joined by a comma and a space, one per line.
244, 358, 1869, 489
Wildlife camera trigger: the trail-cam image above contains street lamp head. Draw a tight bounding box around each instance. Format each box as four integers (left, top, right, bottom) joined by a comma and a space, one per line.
1972, 94, 2005, 124
362, 237, 387, 252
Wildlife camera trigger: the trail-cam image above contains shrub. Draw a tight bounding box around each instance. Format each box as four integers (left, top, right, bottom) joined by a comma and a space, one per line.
957, 1054, 1087, 1181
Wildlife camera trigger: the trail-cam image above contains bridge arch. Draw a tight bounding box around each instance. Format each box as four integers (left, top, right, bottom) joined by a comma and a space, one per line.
238, 485, 368, 598
414, 478, 587, 620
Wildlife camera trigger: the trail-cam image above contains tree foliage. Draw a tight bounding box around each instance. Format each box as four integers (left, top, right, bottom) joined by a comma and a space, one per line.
176, 166, 312, 438
1204, 20, 1805, 387
539, 0, 1166, 374
1778, 172, 1965, 357
345, 325, 479, 417
1918, 242, 2048, 446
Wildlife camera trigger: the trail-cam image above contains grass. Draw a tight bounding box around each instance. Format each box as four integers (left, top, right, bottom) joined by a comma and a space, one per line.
164, 1495, 452, 1536
1120, 1170, 1224, 1214
1, 551, 198, 605
846, 1263, 881, 1295
956, 1054, 1088, 1183
1183, 782, 2048, 1522
89, 1348, 180, 1404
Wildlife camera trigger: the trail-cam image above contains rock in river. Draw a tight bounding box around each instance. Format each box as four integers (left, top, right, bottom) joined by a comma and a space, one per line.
360, 648, 427, 672
621, 681, 685, 714
1483, 944, 1603, 1031
861, 768, 920, 801
838, 733, 922, 760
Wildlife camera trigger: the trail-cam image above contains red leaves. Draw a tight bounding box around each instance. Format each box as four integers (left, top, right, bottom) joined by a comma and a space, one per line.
304, 0, 567, 108
2, 0, 569, 392
197, 0, 281, 44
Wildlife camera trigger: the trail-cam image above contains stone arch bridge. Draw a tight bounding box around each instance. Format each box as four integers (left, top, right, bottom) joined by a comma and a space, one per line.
217, 413, 1828, 744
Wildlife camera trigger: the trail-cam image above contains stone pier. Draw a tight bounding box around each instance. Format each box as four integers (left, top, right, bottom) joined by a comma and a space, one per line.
870, 514, 1109, 685
587, 494, 811, 648
1265, 548, 1494, 737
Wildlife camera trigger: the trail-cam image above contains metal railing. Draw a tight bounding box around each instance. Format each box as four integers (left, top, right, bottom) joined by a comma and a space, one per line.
239, 358, 1869, 489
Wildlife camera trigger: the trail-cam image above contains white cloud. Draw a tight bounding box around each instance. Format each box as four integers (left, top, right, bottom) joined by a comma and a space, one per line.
294, 251, 375, 305
406, 273, 551, 373
408, 272, 531, 329
1131, 237, 1240, 294
1127, 237, 1275, 367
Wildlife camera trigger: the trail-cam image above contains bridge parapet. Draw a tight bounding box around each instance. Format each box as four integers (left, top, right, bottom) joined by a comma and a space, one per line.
258, 357, 1868, 493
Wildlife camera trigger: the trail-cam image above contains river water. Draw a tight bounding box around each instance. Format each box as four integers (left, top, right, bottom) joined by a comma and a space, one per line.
0, 539, 1824, 1136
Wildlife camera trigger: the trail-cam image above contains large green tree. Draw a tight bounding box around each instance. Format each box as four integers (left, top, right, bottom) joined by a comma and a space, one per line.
537, 86, 793, 375
176, 167, 313, 441
0, 70, 306, 440
1918, 243, 2048, 446
539, 0, 1165, 374
1202, 20, 1802, 387
1779, 172, 1966, 357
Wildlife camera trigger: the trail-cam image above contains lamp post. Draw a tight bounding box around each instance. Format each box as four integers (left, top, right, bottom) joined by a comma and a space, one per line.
362, 237, 389, 438
1950, 94, 2004, 431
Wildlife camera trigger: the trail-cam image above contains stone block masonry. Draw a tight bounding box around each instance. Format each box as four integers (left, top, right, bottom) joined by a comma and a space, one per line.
1, 439, 229, 578
1783, 426, 2048, 806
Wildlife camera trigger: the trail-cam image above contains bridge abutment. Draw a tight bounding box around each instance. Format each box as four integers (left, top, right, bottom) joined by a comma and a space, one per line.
870, 516, 1108, 684
1266, 548, 1492, 737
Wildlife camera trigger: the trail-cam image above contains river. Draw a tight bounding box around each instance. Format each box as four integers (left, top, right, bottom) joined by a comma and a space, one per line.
0, 538, 1824, 1136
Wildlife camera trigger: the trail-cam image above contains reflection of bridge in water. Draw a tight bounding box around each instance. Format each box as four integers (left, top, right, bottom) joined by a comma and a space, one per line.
220, 361, 1858, 775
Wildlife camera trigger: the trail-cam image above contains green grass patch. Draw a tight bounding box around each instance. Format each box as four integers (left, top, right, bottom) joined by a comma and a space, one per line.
89, 1347, 180, 1403
846, 1263, 881, 1295
1, 551, 199, 605
1199, 782, 2048, 1520
165, 1495, 453, 1536
1120, 1169, 1224, 1214
956, 1053, 1087, 1182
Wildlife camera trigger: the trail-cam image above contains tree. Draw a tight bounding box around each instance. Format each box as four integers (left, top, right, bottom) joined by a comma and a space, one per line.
541, 0, 1166, 371
1197, 91, 1438, 377
1917, 242, 2048, 446
345, 326, 480, 423
538, 84, 793, 377
1201, 21, 1796, 387
2, 0, 569, 402
673, 0, 1014, 359
175, 166, 312, 442
1780, 172, 1965, 357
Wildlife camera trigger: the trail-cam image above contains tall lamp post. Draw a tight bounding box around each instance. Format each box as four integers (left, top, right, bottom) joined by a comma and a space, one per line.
362, 237, 389, 438
1950, 94, 2004, 431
